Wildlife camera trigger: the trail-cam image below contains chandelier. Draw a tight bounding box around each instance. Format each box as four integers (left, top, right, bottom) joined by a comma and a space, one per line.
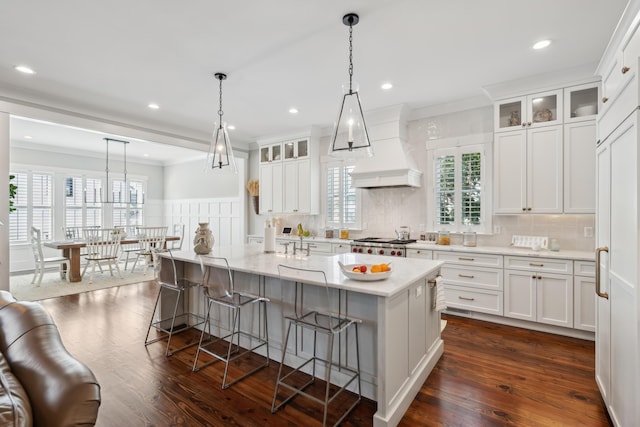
328, 13, 373, 158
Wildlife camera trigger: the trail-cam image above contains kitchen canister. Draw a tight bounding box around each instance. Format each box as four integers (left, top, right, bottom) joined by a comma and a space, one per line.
463, 231, 477, 247
193, 222, 214, 254
437, 231, 451, 245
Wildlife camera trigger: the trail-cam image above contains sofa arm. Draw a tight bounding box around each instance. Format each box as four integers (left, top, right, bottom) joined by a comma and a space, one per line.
0, 294, 100, 427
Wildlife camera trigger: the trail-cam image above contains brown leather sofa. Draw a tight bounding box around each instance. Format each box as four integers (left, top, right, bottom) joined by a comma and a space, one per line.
0, 290, 100, 426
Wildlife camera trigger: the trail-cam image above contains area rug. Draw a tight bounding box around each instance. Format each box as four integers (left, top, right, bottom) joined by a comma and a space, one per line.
10, 267, 155, 302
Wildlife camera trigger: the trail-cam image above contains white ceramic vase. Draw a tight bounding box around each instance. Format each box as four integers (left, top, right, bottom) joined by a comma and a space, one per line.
193, 222, 214, 254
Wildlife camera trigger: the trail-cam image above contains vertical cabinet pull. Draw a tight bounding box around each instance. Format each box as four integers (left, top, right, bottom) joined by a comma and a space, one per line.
595, 246, 609, 299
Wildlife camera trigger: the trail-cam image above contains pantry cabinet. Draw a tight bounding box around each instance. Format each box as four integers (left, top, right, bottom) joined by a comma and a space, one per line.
494, 125, 563, 213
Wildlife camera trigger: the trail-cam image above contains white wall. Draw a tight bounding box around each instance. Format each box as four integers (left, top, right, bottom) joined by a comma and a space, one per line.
0, 112, 9, 289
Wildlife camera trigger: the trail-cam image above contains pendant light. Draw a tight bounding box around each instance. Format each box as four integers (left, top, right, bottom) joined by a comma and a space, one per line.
328, 13, 373, 158
208, 72, 237, 172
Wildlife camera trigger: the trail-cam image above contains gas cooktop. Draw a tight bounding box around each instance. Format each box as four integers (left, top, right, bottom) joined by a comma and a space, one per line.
352, 237, 417, 245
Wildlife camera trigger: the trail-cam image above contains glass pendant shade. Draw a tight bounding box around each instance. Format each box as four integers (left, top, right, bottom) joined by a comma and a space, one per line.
328, 87, 372, 158
208, 122, 237, 172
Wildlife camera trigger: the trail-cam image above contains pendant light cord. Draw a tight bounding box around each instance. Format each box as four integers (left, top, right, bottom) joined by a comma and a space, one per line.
348, 22, 354, 94
218, 76, 224, 129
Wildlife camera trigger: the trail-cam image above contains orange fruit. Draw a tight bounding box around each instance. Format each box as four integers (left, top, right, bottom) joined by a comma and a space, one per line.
381, 263, 390, 272
371, 264, 382, 273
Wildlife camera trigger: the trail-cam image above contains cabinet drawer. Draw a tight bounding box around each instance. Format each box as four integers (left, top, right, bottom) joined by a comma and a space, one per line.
406, 249, 432, 259
433, 251, 503, 268
574, 260, 596, 277
307, 241, 332, 254
440, 265, 503, 291
444, 285, 503, 316
504, 256, 573, 274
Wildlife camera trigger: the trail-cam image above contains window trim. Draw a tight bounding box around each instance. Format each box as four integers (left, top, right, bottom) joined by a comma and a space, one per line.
322, 159, 363, 230
426, 140, 492, 234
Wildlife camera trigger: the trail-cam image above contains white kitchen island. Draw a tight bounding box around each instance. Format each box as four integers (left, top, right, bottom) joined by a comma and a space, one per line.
162, 246, 443, 427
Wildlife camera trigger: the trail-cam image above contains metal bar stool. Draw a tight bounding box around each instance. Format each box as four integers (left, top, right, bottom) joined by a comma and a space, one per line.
144, 249, 206, 356
272, 264, 361, 427
192, 256, 270, 389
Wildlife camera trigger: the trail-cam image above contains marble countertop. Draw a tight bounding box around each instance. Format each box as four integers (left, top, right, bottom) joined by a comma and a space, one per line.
248, 235, 595, 261
167, 245, 443, 298
406, 242, 595, 261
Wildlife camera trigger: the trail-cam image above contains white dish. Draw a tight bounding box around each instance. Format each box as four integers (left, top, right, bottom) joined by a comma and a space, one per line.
338, 262, 392, 281
575, 105, 597, 117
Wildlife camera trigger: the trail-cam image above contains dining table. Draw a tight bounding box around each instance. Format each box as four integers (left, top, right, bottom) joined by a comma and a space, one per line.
44, 236, 180, 282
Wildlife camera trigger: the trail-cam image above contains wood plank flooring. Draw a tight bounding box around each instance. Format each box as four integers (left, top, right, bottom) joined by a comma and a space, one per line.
38, 281, 611, 427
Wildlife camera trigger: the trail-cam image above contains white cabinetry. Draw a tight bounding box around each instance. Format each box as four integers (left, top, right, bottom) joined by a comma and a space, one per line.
257, 129, 320, 215
433, 251, 504, 316
494, 82, 598, 214
406, 248, 432, 259
504, 256, 573, 328
574, 261, 595, 332
331, 242, 351, 254
564, 121, 596, 213
494, 89, 563, 132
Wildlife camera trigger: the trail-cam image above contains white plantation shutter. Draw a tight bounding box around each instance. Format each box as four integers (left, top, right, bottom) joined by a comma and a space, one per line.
326, 162, 360, 229
9, 173, 28, 242
32, 173, 53, 240
65, 176, 103, 229
112, 179, 144, 227
432, 144, 486, 232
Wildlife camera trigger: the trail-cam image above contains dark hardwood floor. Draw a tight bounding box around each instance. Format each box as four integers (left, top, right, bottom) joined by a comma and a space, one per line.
38, 281, 611, 427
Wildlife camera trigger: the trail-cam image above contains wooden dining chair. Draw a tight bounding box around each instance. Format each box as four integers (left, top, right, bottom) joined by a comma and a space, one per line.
82, 228, 123, 283
30, 226, 71, 285
131, 226, 168, 274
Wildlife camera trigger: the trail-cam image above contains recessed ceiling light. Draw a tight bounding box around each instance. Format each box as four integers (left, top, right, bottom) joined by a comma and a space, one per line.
289, 108, 299, 114
24, 135, 32, 139
532, 97, 544, 103
227, 125, 236, 130
15, 65, 35, 75
148, 103, 159, 110
533, 40, 551, 50
143, 153, 149, 157
381, 83, 393, 90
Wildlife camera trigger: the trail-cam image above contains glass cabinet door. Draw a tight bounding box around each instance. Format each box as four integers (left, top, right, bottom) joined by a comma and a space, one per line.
527, 89, 563, 127
564, 83, 599, 122
260, 146, 271, 163
495, 97, 525, 132
297, 139, 308, 158
272, 144, 281, 161
284, 141, 295, 160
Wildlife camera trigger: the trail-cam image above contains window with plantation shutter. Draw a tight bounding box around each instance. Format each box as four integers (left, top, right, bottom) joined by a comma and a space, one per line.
429, 143, 489, 233
65, 176, 103, 229
112, 179, 144, 227
9, 172, 28, 242
9, 172, 53, 242
325, 162, 361, 229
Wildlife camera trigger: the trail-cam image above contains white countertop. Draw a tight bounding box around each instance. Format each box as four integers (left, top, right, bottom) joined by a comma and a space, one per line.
249, 234, 595, 261
168, 245, 443, 298
407, 242, 595, 261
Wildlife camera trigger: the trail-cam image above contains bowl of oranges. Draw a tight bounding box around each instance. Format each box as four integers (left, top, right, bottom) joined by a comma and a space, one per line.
338, 261, 392, 281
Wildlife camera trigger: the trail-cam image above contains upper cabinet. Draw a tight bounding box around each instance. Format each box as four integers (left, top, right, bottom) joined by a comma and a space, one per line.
283, 139, 309, 161
564, 82, 599, 123
494, 89, 563, 132
493, 81, 598, 214
257, 129, 320, 215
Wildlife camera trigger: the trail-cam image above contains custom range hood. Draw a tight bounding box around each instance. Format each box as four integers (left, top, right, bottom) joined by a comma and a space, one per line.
349, 105, 422, 188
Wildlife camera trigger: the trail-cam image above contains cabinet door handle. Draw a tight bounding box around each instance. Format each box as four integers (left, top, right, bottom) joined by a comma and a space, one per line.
595, 246, 609, 299
527, 121, 532, 126
602, 96, 609, 103
531, 275, 537, 279
529, 263, 544, 267
521, 122, 527, 127
537, 275, 542, 280
458, 274, 475, 279
527, 207, 532, 211
458, 257, 475, 261
458, 296, 475, 301
622, 66, 630, 74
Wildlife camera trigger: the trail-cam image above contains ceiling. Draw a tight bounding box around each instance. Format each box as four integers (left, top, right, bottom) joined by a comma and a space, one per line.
0, 0, 630, 163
